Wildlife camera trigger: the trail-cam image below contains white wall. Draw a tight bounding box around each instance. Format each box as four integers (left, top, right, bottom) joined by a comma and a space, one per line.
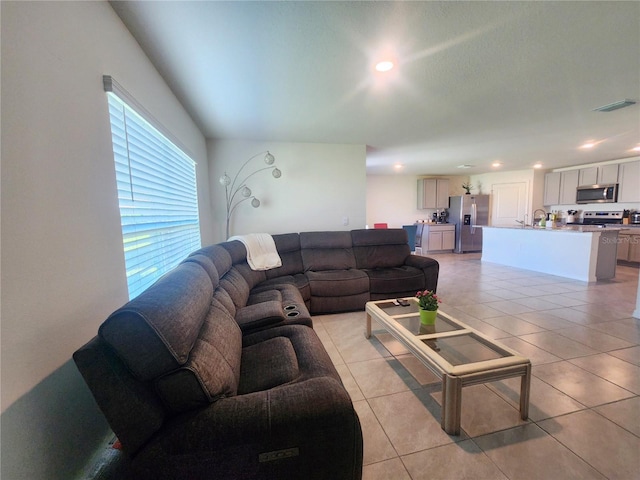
366, 174, 469, 227
1, 2, 210, 478
208, 140, 366, 242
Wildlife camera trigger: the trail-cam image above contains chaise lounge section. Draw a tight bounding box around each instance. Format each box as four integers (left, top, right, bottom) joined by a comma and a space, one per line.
73, 228, 439, 479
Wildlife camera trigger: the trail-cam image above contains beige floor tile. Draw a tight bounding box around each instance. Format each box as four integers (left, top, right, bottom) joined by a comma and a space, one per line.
484, 301, 535, 316
334, 363, 364, 402
362, 458, 410, 480
518, 331, 598, 359
352, 400, 397, 466
513, 310, 577, 330
401, 440, 508, 480
609, 345, 640, 366
593, 396, 640, 437
330, 326, 392, 364
348, 357, 419, 398
481, 314, 545, 335
455, 303, 505, 320
588, 318, 640, 344
538, 410, 640, 480
368, 389, 459, 455
395, 354, 440, 385
431, 384, 528, 437
569, 353, 640, 394
497, 336, 562, 365
488, 376, 586, 422
374, 332, 410, 356
545, 307, 602, 325
533, 361, 635, 407
475, 423, 606, 480
555, 325, 635, 352
511, 296, 561, 311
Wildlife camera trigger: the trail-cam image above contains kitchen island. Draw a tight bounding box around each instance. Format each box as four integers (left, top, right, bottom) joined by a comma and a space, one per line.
481, 225, 621, 282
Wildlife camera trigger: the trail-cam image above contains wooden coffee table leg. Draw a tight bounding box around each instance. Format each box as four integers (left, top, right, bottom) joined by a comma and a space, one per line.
365, 312, 372, 339
520, 363, 532, 420
442, 374, 462, 435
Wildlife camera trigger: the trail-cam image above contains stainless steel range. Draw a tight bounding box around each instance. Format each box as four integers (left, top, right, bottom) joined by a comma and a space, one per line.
581, 211, 624, 226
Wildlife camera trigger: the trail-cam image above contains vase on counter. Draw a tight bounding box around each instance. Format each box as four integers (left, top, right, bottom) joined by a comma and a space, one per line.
419, 309, 437, 325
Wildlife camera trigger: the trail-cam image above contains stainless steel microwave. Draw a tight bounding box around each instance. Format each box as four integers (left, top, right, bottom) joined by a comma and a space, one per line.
576, 184, 618, 204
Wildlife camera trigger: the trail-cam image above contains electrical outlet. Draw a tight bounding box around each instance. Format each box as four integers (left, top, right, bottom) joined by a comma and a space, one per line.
342, 216, 349, 226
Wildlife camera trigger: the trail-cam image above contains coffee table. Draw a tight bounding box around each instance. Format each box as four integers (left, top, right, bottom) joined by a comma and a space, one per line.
365, 298, 531, 435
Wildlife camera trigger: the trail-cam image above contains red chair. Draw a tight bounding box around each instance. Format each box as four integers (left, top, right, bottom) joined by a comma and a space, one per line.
373, 223, 388, 229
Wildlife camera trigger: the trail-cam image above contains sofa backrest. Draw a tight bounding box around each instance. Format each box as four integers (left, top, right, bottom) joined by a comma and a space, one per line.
96, 260, 243, 434
300, 231, 357, 271
266, 233, 304, 279
351, 228, 411, 269
99, 262, 214, 381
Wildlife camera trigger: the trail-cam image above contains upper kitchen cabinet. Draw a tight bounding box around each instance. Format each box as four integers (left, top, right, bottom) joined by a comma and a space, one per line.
559, 170, 579, 204
417, 178, 450, 209
618, 160, 640, 203
578, 164, 619, 186
543, 172, 561, 205
545, 170, 579, 205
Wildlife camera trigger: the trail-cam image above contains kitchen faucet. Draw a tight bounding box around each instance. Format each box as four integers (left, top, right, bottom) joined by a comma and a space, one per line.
533, 209, 547, 226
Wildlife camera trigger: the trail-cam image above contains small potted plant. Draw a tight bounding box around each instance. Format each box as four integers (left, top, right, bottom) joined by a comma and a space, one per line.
415, 289, 441, 324
462, 182, 473, 194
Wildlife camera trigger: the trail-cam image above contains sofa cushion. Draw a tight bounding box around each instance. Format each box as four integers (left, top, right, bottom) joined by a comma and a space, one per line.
191, 244, 232, 278
220, 267, 251, 308
154, 304, 242, 413
235, 300, 285, 332
238, 336, 299, 394
364, 265, 425, 294
182, 253, 220, 287
351, 228, 411, 269
306, 269, 369, 297
99, 262, 213, 381
265, 233, 304, 279
300, 231, 356, 271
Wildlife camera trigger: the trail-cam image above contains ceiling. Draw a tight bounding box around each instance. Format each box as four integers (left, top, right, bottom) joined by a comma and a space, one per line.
110, 1, 640, 176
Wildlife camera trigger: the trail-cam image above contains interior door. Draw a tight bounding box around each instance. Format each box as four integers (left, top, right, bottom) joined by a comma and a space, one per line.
491, 182, 528, 226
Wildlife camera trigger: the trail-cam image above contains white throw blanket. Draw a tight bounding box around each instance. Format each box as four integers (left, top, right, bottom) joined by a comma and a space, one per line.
228, 233, 282, 271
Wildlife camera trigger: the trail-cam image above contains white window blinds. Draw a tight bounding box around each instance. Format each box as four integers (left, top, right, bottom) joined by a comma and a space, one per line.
106, 83, 201, 299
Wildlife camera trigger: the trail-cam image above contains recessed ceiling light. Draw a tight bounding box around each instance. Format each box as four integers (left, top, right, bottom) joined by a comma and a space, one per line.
393, 163, 403, 170
632, 145, 640, 152
533, 163, 543, 169
580, 142, 596, 149
492, 161, 503, 167
375, 61, 394, 72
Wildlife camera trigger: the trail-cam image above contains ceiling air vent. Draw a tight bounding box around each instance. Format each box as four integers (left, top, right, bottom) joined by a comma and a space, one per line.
593, 99, 636, 112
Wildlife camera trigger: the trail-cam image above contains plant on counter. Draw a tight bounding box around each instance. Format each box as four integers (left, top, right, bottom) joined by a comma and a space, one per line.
462, 182, 473, 194
416, 290, 441, 311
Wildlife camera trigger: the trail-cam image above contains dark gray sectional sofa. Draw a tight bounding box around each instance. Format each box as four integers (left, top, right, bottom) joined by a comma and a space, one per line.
74, 228, 439, 479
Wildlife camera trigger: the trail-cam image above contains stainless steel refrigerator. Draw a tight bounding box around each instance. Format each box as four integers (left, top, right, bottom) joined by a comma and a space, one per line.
449, 195, 490, 253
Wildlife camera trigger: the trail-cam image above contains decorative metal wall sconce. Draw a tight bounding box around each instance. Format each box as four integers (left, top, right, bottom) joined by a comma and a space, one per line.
219, 151, 281, 239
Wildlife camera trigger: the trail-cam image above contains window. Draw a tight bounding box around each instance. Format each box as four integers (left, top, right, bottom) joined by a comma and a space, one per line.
105, 78, 201, 299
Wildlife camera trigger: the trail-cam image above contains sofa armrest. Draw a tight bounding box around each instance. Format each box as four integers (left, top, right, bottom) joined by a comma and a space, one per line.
234, 300, 284, 332
404, 255, 439, 292
133, 377, 363, 479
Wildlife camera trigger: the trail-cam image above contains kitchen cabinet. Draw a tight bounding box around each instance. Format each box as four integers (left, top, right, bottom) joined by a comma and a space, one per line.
618, 160, 640, 203
421, 224, 455, 252
417, 178, 450, 209
578, 164, 619, 186
559, 170, 579, 205
617, 231, 640, 263
543, 172, 561, 205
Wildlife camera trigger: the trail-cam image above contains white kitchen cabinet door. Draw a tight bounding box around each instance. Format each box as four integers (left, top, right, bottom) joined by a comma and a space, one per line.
559, 170, 579, 204
543, 172, 561, 206
442, 230, 455, 250
618, 161, 640, 203
599, 164, 619, 184
579, 167, 598, 186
